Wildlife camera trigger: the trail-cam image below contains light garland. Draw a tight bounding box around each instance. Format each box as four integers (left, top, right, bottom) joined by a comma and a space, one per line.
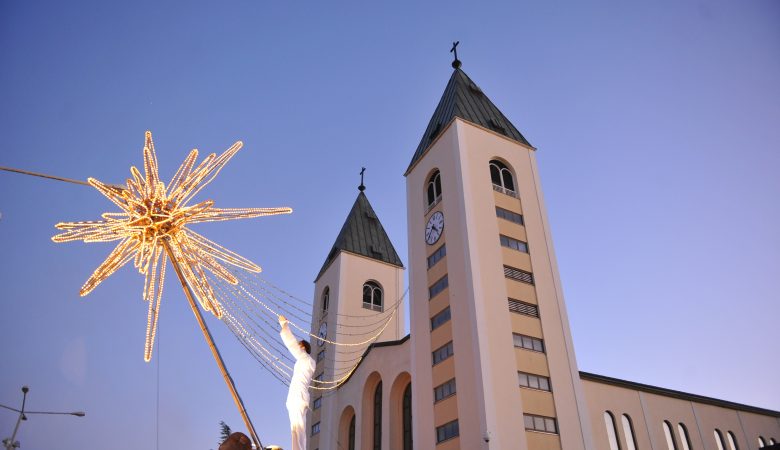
52, 131, 292, 361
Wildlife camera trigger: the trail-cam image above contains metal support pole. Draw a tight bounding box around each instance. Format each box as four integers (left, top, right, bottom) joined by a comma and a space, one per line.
4, 387, 27, 450
162, 240, 263, 450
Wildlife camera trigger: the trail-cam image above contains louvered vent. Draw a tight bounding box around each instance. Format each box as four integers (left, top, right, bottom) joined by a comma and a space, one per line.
508, 298, 539, 317
504, 265, 534, 284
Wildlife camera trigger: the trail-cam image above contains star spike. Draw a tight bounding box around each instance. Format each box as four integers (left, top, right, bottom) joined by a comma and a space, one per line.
53, 131, 292, 361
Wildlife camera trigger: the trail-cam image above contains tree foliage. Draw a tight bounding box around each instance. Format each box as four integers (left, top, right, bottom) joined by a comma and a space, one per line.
219, 421, 232, 445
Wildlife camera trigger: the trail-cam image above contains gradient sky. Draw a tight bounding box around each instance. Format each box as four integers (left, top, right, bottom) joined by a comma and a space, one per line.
1, 1, 778, 449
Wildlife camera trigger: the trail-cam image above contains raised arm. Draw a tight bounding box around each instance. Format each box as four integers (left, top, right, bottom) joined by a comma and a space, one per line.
279, 315, 307, 361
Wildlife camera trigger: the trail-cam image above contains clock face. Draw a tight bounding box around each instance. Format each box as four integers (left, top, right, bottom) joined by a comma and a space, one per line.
425, 211, 444, 245
318, 322, 327, 347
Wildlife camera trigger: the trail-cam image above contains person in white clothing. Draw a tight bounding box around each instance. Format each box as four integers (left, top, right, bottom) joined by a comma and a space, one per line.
279, 315, 316, 450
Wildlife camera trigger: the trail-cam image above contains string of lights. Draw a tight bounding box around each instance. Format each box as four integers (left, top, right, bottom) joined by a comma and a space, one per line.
256, 275, 409, 321
2, 148, 404, 395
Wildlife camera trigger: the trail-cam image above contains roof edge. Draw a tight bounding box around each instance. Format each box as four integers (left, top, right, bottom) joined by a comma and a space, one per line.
314, 249, 404, 283
580, 371, 780, 417
338, 334, 411, 388
404, 117, 537, 177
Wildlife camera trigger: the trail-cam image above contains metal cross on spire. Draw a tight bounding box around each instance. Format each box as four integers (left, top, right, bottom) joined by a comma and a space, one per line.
359, 167, 366, 191
450, 41, 462, 69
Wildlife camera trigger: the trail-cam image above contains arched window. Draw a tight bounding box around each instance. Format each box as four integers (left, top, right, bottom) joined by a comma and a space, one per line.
363, 281, 383, 312
678, 423, 692, 450
622, 414, 637, 450
663, 421, 678, 450
604, 411, 621, 450
322, 286, 330, 313
349, 415, 356, 450
726, 431, 739, 450
403, 383, 412, 450
758, 437, 766, 448
373, 381, 383, 450
427, 170, 442, 208
715, 429, 726, 450
489, 159, 516, 193
771, 438, 777, 445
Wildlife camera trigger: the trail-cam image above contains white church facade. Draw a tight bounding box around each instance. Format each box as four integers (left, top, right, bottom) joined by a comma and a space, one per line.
304, 62, 780, 450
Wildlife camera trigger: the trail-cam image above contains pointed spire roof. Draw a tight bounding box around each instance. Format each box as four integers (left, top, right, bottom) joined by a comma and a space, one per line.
406, 68, 532, 174
315, 191, 403, 282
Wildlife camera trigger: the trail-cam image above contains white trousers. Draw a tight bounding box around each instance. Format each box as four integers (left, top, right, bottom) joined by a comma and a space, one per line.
288, 406, 307, 450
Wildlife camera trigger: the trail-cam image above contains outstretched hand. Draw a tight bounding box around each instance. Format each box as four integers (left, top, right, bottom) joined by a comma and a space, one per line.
278, 315, 288, 327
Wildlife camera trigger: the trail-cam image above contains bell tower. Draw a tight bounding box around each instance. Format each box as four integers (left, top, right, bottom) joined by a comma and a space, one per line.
308, 183, 405, 450
405, 62, 595, 450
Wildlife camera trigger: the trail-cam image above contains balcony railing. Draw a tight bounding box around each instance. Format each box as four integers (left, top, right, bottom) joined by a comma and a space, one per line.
493, 183, 519, 198
362, 302, 384, 312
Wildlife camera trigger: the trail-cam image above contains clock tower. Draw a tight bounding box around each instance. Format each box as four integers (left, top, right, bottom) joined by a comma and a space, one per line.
405, 65, 595, 450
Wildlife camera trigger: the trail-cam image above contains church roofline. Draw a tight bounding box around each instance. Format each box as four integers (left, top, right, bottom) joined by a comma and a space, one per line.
403, 117, 537, 176
337, 334, 411, 388
314, 249, 406, 283
314, 191, 404, 283
580, 371, 780, 417
405, 67, 532, 175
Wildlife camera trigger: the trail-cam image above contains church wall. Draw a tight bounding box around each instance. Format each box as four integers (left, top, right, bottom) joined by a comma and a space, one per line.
581, 376, 780, 450
311, 254, 344, 450
310, 249, 405, 450
337, 252, 405, 347
321, 338, 411, 450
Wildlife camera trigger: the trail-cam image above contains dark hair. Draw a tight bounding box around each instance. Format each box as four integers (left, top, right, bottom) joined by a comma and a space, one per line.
300, 340, 311, 354
218, 432, 251, 450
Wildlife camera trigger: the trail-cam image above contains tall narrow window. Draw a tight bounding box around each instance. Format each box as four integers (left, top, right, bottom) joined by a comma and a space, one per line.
362, 281, 383, 312
622, 414, 637, 450
321, 286, 330, 313
604, 412, 621, 450
403, 384, 413, 450
348, 415, 356, 450
489, 159, 516, 194
714, 429, 726, 450
373, 382, 382, 450
678, 423, 691, 450
663, 421, 678, 450
726, 431, 739, 450
427, 170, 442, 207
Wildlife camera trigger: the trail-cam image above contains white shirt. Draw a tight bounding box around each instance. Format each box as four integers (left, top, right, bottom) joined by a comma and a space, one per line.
280, 322, 316, 410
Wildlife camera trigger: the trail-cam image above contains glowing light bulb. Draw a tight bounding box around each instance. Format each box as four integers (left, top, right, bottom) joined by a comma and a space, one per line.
53, 131, 292, 361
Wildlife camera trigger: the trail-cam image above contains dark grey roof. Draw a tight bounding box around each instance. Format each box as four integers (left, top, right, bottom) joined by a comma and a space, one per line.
580, 372, 780, 417
315, 191, 403, 282
406, 68, 532, 174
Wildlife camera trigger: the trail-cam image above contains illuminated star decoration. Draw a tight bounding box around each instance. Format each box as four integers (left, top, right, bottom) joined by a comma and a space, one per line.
52, 131, 292, 361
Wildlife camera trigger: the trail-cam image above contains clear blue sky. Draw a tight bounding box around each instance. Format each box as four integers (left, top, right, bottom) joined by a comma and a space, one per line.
1, 1, 778, 449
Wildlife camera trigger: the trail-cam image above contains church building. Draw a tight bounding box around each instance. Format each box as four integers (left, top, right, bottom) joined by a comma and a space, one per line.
304, 57, 780, 450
